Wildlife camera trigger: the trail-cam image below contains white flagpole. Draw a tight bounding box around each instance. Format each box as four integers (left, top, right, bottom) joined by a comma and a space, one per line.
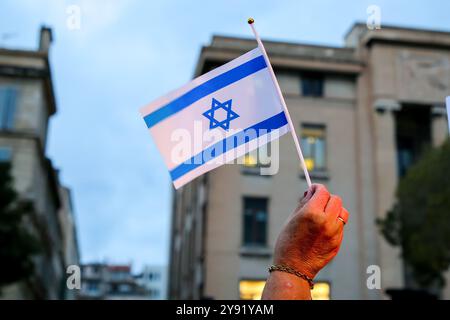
248, 18, 312, 188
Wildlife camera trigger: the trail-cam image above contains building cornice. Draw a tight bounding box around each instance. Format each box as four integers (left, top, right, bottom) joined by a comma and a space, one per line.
0, 49, 57, 116
195, 46, 363, 77
346, 22, 450, 41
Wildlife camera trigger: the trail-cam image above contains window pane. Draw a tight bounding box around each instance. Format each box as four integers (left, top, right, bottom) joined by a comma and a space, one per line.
0, 87, 17, 130
301, 124, 326, 172
243, 197, 268, 246
239, 280, 266, 300
311, 282, 330, 300
301, 74, 324, 97
0, 147, 12, 162
315, 138, 326, 169
301, 137, 312, 157
242, 143, 272, 168
276, 71, 300, 95
243, 154, 258, 167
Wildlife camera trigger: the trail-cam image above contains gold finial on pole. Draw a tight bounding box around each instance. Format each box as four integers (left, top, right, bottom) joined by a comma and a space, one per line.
247, 18, 254, 24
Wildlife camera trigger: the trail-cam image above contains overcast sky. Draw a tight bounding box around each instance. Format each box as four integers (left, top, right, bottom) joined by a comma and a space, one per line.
1, 0, 449, 270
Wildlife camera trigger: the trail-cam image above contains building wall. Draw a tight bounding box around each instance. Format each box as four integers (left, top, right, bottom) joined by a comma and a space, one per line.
0, 27, 79, 300
367, 40, 450, 296
0, 100, 63, 299
138, 265, 168, 299
58, 185, 80, 300
169, 23, 450, 300
203, 77, 363, 299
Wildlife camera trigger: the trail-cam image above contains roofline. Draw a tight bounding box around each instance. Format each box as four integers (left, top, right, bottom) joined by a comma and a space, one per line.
365, 37, 450, 50
195, 44, 363, 78
0, 47, 47, 58
210, 34, 353, 51
345, 21, 450, 39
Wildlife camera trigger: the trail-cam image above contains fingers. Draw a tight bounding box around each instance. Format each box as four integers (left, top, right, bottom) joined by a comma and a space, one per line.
325, 195, 343, 221
300, 184, 349, 227
332, 208, 349, 233
307, 184, 330, 212
339, 208, 349, 225
298, 187, 314, 208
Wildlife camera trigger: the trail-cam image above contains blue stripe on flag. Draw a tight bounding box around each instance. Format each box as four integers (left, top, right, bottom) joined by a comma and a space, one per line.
169, 111, 288, 182
143, 55, 267, 128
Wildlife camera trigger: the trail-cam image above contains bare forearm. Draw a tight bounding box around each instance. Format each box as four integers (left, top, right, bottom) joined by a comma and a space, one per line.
261, 271, 312, 300
261, 184, 348, 300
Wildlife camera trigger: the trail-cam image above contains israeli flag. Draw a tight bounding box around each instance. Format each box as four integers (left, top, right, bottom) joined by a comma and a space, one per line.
140, 47, 290, 189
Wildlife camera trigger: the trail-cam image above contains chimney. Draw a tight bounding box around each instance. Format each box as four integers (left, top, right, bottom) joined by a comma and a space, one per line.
39, 26, 53, 53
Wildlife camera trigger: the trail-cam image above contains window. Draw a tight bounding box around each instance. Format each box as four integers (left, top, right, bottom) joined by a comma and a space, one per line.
118, 284, 131, 293
239, 280, 266, 300
311, 282, 331, 300
149, 272, 160, 281
243, 197, 268, 246
87, 281, 99, 293
242, 144, 271, 169
395, 105, 431, 178
239, 279, 329, 300
243, 154, 259, 168
276, 70, 301, 95
301, 74, 324, 97
301, 124, 326, 172
110, 270, 129, 280
0, 87, 18, 130
0, 147, 12, 162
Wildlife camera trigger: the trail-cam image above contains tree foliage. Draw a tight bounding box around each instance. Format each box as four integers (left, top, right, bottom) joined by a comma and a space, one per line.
378, 139, 450, 288
0, 162, 41, 291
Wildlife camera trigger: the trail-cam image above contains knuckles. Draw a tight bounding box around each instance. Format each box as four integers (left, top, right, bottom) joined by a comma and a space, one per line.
314, 183, 330, 198
333, 195, 343, 208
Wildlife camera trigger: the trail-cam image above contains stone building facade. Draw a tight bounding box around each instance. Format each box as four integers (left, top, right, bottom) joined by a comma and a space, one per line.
0, 27, 79, 299
168, 23, 449, 299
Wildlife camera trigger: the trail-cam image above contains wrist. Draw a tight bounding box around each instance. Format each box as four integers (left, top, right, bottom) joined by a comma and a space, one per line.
269, 264, 314, 289
273, 257, 317, 280
262, 271, 312, 300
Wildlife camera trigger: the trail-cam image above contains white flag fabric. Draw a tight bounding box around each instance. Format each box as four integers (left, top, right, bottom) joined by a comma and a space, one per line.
140, 47, 290, 189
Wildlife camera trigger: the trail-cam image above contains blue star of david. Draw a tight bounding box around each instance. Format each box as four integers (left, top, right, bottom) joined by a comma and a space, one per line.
202, 98, 240, 131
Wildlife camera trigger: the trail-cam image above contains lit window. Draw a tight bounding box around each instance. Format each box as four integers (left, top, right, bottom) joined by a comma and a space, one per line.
239, 280, 330, 300
239, 280, 266, 300
243, 197, 268, 246
243, 154, 258, 167
301, 124, 326, 172
242, 144, 272, 169
0, 87, 18, 130
311, 282, 330, 300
